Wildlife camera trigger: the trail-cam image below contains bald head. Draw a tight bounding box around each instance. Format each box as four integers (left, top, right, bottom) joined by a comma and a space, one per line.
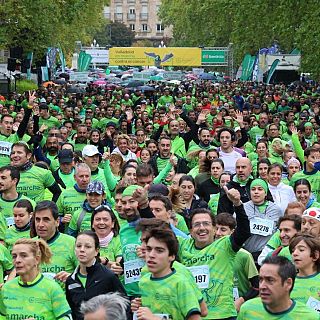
235, 157, 252, 181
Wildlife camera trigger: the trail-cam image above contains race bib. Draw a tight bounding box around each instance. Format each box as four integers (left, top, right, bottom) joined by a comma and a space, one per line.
307, 296, 320, 313
43, 272, 56, 280
133, 313, 171, 320
0, 141, 12, 156
188, 265, 210, 289
124, 259, 144, 284
5, 217, 14, 227
250, 217, 274, 236
233, 287, 239, 301
255, 134, 262, 143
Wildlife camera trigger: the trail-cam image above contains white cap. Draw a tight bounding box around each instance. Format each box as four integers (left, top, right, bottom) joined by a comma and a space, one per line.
82, 145, 100, 157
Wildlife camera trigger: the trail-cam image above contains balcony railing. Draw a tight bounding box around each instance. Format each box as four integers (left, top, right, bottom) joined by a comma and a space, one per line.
114, 13, 123, 21
140, 13, 148, 20
127, 13, 136, 20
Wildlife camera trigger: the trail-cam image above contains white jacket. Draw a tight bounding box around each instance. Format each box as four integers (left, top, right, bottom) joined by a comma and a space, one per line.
268, 182, 296, 214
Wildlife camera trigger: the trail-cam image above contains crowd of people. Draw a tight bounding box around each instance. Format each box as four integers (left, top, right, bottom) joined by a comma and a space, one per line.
0, 79, 319, 319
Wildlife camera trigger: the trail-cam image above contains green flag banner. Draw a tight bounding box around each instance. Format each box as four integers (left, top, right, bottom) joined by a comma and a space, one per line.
240, 54, 256, 81
266, 59, 280, 84
78, 51, 92, 71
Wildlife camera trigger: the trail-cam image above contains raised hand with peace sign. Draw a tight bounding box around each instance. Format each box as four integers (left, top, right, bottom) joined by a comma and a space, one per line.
28, 90, 37, 107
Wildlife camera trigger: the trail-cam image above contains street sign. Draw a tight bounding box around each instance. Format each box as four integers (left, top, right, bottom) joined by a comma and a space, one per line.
201, 50, 228, 65
84, 49, 109, 64
69, 72, 91, 82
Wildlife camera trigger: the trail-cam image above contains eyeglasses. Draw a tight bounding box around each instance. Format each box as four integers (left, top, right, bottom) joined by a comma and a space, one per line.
192, 221, 212, 228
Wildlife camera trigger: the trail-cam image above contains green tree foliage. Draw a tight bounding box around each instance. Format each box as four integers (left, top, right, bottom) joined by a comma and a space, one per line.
94, 21, 135, 47
159, 0, 320, 76
0, 0, 108, 60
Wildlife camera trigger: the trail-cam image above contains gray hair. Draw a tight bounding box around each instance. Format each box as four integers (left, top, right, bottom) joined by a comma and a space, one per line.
74, 163, 91, 176
80, 292, 129, 320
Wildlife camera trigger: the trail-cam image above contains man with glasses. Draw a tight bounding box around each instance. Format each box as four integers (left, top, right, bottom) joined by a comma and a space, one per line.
178, 187, 250, 320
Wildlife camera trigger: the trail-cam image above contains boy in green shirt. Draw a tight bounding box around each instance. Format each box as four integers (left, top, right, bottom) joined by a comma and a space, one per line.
135, 227, 201, 320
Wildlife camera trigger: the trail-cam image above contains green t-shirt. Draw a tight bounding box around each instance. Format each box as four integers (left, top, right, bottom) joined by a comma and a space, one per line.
291, 272, 320, 310
156, 157, 169, 173
68, 207, 92, 235
0, 273, 72, 320
0, 193, 35, 227
176, 214, 189, 234
266, 230, 281, 250
140, 269, 201, 320
238, 298, 319, 319
119, 222, 143, 297
47, 153, 60, 172
157, 95, 174, 108
4, 224, 31, 252
171, 136, 186, 158
249, 126, 265, 146
17, 165, 56, 202
0, 132, 20, 167
39, 115, 60, 133
98, 117, 119, 130
179, 236, 237, 319
0, 244, 13, 283
234, 248, 259, 298
91, 168, 114, 206
208, 193, 220, 216
41, 232, 77, 279
56, 186, 86, 217
55, 168, 75, 189
290, 170, 320, 202
100, 235, 122, 262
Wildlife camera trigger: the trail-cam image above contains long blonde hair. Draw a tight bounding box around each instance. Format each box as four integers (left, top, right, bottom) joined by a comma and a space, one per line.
14, 238, 52, 267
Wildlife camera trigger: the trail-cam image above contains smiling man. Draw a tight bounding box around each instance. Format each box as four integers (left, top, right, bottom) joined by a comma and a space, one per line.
238, 256, 319, 319
258, 215, 301, 265
178, 187, 251, 319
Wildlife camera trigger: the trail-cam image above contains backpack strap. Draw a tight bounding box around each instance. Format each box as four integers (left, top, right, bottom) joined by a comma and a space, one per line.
77, 209, 87, 231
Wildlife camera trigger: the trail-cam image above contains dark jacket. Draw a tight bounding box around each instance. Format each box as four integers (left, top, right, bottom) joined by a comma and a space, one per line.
53, 168, 66, 189
197, 178, 221, 203
180, 195, 208, 228
66, 260, 126, 320
217, 177, 274, 214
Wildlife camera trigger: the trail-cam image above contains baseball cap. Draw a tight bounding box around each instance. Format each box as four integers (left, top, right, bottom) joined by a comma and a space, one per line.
82, 145, 101, 157
86, 181, 105, 195
106, 121, 116, 128
57, 149, 73, 164
148, 184, 169, 197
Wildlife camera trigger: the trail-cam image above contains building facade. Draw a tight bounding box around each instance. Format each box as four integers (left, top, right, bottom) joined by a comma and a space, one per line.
104, 0, 172, 43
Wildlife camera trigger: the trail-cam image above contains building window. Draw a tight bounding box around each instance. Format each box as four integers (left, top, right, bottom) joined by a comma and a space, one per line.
128, 7, 136, 20
156, 24, 164, 32
140, 6, 148, 19
115, 5, 123, 21
130, 24, 135, 31
103, 6, 110, 19
142, 24, 148, 32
